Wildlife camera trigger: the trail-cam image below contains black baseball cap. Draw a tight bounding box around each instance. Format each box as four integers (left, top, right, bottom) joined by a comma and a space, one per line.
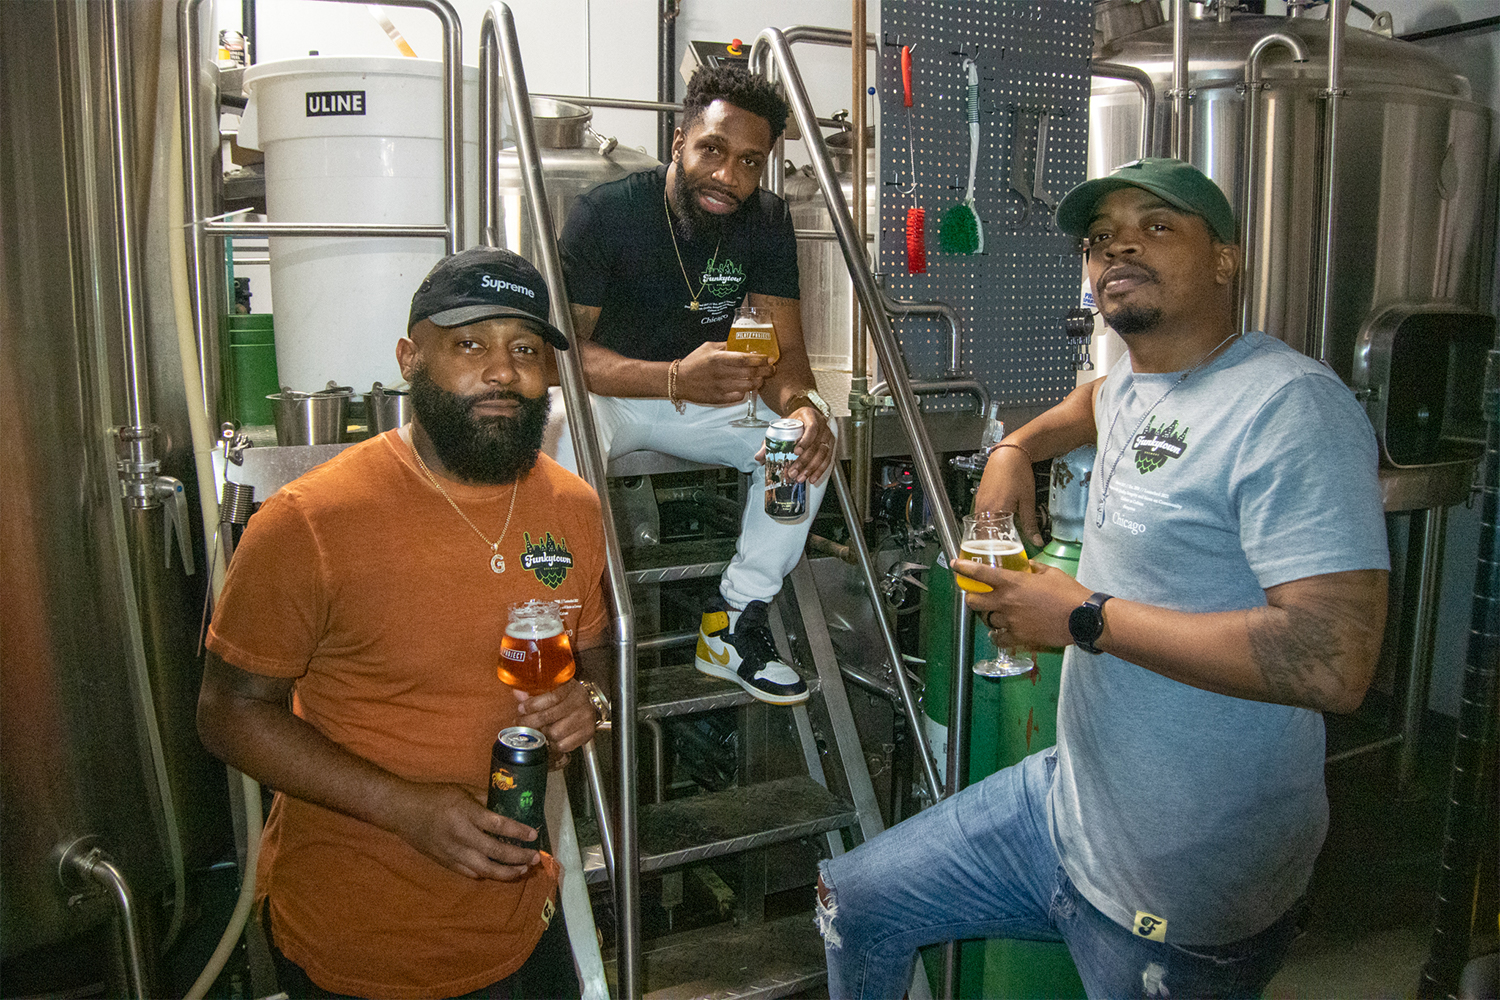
407, 246, 570, 350
1056, 158, 1238, 245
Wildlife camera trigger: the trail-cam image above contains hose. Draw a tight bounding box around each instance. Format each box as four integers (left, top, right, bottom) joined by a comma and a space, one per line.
165, 27, 262, 997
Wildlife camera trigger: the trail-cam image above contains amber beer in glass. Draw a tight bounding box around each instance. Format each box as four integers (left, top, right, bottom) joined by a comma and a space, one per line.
726, 304, 779, 428
497, 600, 576, 693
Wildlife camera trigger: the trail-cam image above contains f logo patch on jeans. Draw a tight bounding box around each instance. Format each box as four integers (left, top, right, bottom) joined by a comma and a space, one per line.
1134, 910, 1168, 941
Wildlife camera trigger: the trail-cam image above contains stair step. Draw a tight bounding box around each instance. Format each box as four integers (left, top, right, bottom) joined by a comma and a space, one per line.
624, 538, 737, 585
581, 776, 855, 884
637, 661, 820, 719
605, 911, 829, 1000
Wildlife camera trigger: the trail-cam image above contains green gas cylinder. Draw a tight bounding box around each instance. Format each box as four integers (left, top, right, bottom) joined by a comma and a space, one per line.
919, 446, 1094, 999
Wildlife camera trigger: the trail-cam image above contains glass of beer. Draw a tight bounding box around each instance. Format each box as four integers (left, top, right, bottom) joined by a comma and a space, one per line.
957, 512, 1035, 677
725, 304, 780, 428
497, 600, 576, 693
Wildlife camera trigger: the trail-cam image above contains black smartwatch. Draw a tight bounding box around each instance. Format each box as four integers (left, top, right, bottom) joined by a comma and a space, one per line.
1068, 592, 1113, 654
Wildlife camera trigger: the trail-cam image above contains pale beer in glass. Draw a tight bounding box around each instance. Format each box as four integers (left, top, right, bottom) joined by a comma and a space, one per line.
727, 304, 779, 428
957, 512, 1034, 676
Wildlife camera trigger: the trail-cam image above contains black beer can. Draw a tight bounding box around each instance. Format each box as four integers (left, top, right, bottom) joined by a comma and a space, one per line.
487, 726, 549, 851
764, 418, 807, 520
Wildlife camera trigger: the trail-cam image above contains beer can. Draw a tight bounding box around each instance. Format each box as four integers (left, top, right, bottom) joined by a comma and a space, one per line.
764, 418, 807, 520
487, 726, 549, 851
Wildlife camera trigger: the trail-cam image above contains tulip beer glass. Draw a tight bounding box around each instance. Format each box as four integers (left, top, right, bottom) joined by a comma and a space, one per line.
726, 304, 779, 428
498, 600, 576, 693
957, 512, 1035, 677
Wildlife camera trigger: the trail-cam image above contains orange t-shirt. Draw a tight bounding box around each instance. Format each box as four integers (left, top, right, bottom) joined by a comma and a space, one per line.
206, 431, 607, 998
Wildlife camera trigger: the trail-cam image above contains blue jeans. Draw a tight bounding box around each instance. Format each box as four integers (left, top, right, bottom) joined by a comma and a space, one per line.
818, 749, 1301, 1000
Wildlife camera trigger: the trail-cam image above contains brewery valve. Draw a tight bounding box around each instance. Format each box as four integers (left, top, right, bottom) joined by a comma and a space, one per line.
116, 426, 195, 575
1065, 306, 1095, 371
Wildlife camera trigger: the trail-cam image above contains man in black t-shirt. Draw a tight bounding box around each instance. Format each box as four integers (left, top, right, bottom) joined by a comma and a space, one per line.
554, 66, 835, 706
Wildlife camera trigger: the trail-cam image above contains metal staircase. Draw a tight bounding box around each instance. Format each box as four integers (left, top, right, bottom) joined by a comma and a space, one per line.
483, 9, 966, 997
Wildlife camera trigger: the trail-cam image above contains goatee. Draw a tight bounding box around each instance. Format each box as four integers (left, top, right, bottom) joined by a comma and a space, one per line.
1106, 304, 1164, 337
407, 364, 550, 485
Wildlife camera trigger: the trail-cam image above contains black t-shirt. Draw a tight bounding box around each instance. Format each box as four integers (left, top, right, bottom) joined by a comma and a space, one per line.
559, 165, 801, 363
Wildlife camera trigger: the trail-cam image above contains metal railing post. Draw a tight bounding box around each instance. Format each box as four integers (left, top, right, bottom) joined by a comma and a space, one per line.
1314, 0, 1351, 366
481, 7, 642, 996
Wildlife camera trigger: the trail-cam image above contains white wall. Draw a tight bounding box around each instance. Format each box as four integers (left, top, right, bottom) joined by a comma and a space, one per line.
218, 0, 878, 156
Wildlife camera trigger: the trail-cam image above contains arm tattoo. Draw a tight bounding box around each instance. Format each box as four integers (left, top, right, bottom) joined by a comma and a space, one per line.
1246, 592, 1363, 711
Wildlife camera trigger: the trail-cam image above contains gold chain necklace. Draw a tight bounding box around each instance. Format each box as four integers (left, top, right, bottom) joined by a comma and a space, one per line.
410, 441, 520, 574
664, 177, 721, 311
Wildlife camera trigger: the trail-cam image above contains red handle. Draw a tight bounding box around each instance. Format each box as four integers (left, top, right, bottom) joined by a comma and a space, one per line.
901, 46, 913, 107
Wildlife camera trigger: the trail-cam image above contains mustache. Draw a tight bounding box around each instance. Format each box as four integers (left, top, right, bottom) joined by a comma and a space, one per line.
1101, 261, 1159, 288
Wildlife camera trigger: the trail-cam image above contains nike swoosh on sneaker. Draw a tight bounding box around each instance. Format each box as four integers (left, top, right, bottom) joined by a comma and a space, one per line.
697, 638, 732, 666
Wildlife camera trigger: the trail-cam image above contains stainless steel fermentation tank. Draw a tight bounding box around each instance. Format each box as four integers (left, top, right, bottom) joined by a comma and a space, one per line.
1090, 8, 1495, 500
493, 98, 660, 260
1, 0, 227, 992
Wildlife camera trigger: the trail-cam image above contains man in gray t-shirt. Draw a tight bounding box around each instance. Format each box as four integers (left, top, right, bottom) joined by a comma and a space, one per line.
818, 159, 1388, 1000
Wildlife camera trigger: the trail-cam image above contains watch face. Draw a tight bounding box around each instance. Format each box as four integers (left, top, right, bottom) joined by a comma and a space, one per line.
1069, 603, 1102, 645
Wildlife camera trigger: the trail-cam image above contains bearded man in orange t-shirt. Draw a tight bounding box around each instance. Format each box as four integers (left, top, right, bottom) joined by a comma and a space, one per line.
199, 247, 609, 999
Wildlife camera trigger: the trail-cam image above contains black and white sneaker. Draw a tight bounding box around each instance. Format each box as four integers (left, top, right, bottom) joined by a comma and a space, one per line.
694, 600, 810, 705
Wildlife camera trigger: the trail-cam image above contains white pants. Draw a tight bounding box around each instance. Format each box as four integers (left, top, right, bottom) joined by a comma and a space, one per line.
543, 388, 833, 608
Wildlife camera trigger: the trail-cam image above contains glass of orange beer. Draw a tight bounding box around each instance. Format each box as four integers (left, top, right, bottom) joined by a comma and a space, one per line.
497, 600, 576, 693
957, 512, 1035, 677
725, 304, 780, 428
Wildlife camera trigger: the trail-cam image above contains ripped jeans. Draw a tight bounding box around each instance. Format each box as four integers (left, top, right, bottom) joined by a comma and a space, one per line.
818, 749, 1300, 1000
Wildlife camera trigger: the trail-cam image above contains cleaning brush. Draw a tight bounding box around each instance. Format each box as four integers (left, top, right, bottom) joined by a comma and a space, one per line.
939, 58, 984, 255
906, 207, 928, 273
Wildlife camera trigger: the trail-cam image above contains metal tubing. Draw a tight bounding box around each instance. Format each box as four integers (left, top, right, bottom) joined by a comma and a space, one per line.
1239, 32, 1309, 333
1092, 62, 1156, 159
481, 8, 641, 995
581, 741, 616, 887
657, 0, 676, 162
754, 27, 964, 567
641, 717, 667, 803
830, 464, 943, 803
59, 842, 150, 999
530, 93, 849, 132
852, 0, 868, 388
106, 0, 151, 445
177, 0, 215, 416
875, 281, 964, 377
1313, 0, 1351, 366
1171, 0, 1191, 159
1395, 507, 1447, 794
869, 378, 990, 416
205, 221, 452, 238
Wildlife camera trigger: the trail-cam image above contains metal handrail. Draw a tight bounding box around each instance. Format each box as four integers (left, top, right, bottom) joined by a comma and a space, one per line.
752, 26, 968, 819
480, 7, 643, 997
178, 0, 464, 415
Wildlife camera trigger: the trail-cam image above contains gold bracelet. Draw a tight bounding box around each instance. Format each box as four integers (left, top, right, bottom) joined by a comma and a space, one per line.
994, 441, 1036, 464
667, 359, 686, 414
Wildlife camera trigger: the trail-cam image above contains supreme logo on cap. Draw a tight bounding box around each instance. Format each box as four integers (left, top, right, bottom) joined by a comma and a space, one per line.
479, 274, 536, 299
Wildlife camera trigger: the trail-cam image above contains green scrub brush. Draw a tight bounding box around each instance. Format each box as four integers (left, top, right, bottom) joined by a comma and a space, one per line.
939, 58, 984, 255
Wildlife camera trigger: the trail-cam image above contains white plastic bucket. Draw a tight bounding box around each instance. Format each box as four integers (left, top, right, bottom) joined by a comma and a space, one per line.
240, 56, 478, 390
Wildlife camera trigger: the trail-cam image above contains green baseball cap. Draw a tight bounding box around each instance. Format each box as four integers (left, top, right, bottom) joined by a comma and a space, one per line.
1056, 158, 1237, 244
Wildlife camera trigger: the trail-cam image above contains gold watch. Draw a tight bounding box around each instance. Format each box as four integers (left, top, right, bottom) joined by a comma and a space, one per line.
791, 389, 831, 420
581, 680, 611, 730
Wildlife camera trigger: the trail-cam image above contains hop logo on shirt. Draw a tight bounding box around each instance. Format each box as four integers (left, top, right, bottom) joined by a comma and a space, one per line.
521, 532, 575, 589
1132, 417, 1189, 475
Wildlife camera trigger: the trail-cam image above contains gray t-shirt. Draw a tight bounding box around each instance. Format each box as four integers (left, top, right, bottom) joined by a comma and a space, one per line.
1049, 331, 1389, 946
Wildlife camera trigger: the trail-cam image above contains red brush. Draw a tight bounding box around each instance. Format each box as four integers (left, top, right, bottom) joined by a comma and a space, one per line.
906, 206, 927, 274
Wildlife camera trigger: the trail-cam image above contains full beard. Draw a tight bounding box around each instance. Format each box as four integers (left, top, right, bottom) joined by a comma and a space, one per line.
407, 364, 550, 485
671, 165, 744, 243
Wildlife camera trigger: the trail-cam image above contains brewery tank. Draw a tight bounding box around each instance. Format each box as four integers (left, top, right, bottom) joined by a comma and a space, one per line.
493, 98, 659, 261
782, 128, 879, 374
1088, 11, 1494, 397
